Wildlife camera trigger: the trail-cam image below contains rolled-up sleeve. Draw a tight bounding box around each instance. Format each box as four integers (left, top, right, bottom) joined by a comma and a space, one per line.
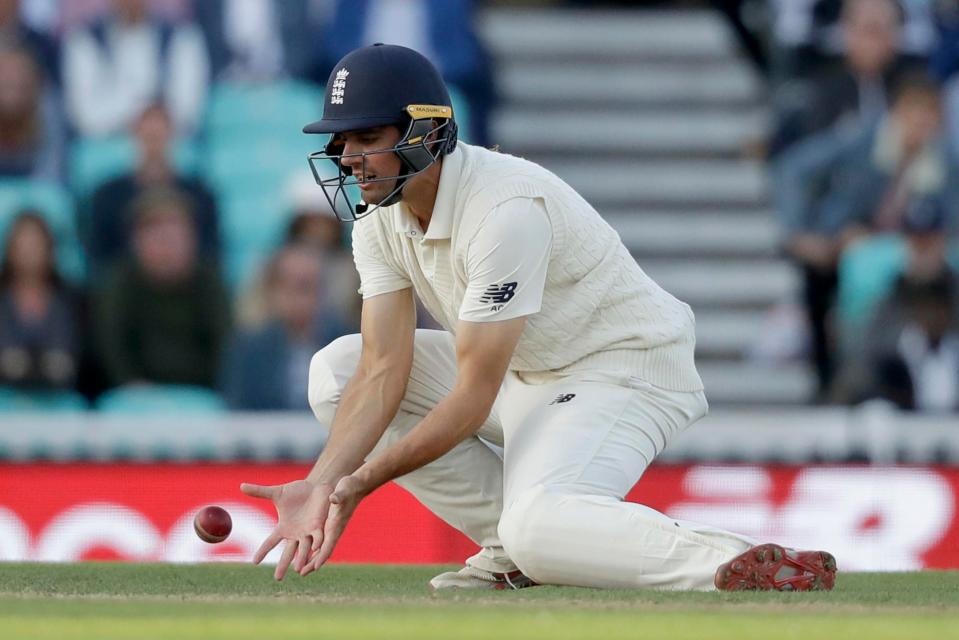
459, 197, 552, 322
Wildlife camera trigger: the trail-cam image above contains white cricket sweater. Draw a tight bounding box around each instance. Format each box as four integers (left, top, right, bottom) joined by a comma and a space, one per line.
351, 143, 704, 392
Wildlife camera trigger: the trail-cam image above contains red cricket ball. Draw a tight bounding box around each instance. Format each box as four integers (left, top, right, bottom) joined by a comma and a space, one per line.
194, 505, 232, 544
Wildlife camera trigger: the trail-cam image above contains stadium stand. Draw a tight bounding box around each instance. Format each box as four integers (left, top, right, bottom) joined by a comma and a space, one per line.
482, 9, 806, 405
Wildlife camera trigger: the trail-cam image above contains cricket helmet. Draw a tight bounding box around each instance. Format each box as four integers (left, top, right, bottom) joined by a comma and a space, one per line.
303, 43, 458, 222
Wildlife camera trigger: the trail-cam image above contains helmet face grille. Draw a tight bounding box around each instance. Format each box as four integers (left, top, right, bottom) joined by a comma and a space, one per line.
307, 118, 456, 223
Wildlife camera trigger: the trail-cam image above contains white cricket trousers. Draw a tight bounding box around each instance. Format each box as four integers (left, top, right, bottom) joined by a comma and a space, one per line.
308, 330, 754, 590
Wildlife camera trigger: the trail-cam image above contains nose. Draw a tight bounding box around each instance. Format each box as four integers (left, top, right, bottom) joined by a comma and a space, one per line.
339, 139, 363, 169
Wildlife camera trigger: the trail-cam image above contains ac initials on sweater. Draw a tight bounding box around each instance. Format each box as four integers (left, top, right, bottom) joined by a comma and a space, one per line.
351, 143, 703, 392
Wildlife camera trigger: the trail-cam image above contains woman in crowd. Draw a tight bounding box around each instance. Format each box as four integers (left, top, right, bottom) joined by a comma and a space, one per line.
0, 211, 80, 390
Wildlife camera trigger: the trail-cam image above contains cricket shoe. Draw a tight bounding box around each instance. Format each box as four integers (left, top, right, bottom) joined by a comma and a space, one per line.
429, 566, 537, 591
714, 543, 837, 592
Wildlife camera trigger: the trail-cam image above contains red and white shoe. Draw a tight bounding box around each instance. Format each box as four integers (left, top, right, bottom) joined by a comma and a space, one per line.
714, 543, 837, 592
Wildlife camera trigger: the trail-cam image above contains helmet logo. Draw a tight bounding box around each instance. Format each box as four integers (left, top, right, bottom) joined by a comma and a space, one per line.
330, 68, 349, 105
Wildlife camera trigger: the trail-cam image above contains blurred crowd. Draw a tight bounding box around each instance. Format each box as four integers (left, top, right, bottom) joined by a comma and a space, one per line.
762, 0, 959, 412
3, 0, 957, 416
0, 0, 492, 412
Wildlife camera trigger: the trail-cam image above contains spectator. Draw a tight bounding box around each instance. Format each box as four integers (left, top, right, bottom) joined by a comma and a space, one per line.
769, 0, 934, 82
848, 199, 959, 411
193, 0, 319, 81
0, 44, 64, 181
831, 72, 955, 237
0, 0, 59, 84
773, 71, 956, 399
62, 0, 210, 137
87, 103, 219, 277
770, 0, 912, 157
221, 243, 345, 411
234, 171, 360, 331
319, 0, 496, 145
0, 211, 80, 391
93, 188, 230, 389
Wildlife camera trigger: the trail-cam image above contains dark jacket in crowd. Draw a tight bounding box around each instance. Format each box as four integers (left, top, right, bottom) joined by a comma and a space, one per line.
94, 262, 231, 388
0, 289, 79, 390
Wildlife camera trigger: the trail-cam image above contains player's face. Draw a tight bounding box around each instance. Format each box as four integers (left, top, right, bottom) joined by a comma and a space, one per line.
337, 126, 404, 205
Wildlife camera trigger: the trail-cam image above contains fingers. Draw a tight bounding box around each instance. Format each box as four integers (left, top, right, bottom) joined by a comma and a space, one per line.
252, 530, 282, 565
310, 528, 324, 553
292, 536, 312, 573
311, 514, 341, 570
274, 539, 297, 581
299, 529, 324, 576
312, 534, 337, 570
300, 548, 321, 577
240, 483, 277, 500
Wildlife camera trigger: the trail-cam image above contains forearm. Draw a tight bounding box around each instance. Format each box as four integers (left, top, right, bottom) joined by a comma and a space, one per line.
306, 364, 408, 486
352, 385, 492, 493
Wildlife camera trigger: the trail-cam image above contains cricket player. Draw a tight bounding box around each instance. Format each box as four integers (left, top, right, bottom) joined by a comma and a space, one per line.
241, 44, 837, 592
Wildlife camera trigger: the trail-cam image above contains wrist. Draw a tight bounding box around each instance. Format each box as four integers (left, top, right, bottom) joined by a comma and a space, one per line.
351, 464, 382, 496
304, 471, 340, 489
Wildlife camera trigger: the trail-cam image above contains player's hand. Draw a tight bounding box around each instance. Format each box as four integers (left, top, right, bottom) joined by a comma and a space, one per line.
299, 474, 368, 577
239, 479, 334, 581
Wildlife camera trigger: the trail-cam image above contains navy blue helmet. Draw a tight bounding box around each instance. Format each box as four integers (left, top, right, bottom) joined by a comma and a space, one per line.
303, 43, 458, 222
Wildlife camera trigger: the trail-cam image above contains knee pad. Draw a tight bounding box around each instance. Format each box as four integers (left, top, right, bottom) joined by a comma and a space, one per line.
308, 334, 362, 424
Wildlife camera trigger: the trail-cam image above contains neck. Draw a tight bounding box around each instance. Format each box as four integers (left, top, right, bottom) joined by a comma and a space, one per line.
402, 159, 442, 231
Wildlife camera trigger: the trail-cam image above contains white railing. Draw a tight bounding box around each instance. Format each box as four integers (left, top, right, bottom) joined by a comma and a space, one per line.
0, 402, 957, 463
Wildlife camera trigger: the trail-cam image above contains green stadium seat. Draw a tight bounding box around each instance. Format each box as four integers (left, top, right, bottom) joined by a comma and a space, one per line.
205, 133, 315, 190
216, 184, 290, 289
206, 80, 324, 137
0, 387, 88, 412
0, 179, 85, 282
95, 385, 226, 414
837, 234, 907, 331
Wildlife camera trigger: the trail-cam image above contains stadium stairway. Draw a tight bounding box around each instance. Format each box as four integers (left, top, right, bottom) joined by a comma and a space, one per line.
481, 8, 813, 406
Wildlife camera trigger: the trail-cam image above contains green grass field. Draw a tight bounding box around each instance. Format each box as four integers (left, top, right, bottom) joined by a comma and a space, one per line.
1, 563, 957, 640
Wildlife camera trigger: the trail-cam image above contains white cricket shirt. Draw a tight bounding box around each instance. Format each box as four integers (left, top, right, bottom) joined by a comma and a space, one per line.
351, 144, 703, 391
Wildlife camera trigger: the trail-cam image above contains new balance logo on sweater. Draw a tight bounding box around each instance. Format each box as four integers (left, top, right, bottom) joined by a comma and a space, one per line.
480, 282, 517, 311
